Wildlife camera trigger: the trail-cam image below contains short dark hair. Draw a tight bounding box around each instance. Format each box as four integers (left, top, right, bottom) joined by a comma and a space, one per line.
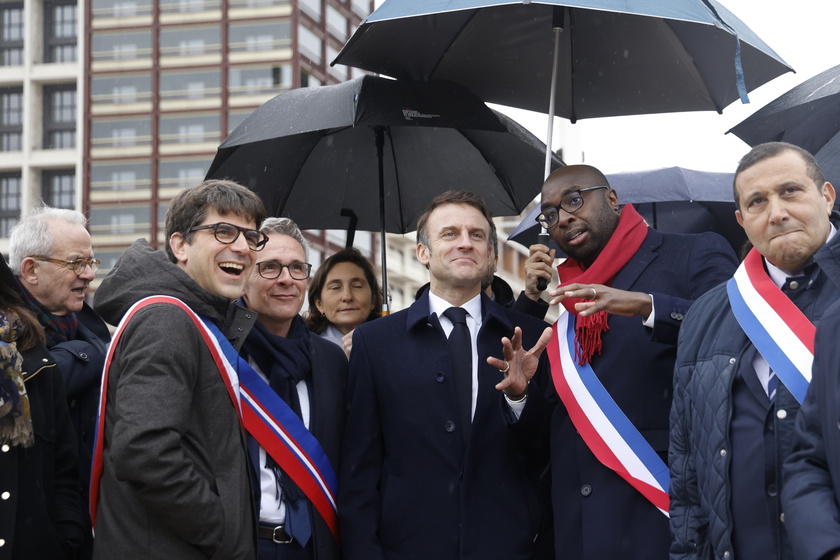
416, 190, 497, 250
305, 248, 383, 334
733, 142, 826, 210
164, 179, 267, 263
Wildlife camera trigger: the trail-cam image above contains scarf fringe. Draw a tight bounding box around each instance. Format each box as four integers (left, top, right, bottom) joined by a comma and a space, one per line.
574, 311, 610, 365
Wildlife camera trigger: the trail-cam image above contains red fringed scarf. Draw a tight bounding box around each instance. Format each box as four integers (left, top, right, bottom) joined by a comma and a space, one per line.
557, 204, 648, 364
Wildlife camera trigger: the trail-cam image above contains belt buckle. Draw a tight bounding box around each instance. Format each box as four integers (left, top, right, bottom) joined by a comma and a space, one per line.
273, 526, 293, 544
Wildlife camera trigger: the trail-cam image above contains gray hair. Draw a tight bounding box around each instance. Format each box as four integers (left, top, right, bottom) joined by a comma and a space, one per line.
260, 217, 309, 262
9, 206, 88, 275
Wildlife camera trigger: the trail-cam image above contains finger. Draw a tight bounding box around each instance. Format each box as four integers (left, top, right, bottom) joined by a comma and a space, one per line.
510, 327, 523, 352
529, 327, 554, 357
486, 356, 508, 371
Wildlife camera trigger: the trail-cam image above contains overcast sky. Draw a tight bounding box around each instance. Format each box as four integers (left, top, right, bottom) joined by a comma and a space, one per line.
494, 0, 835, 174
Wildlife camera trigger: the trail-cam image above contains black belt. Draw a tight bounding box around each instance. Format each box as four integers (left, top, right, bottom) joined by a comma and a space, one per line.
258, 523, 294, 544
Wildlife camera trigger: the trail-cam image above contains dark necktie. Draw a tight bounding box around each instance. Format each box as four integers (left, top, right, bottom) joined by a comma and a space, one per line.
443, 306, 472, 445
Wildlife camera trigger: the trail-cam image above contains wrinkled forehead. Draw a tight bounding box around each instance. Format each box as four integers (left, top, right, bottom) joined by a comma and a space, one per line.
428, 202, 491, 233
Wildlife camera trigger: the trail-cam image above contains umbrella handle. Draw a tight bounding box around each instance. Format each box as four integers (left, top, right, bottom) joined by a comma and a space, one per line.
536, 231, 550, 291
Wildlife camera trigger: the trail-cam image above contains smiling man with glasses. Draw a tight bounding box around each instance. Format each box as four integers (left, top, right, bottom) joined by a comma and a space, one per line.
9, 206, 112, 559
512, 165, 739, 560
240, 217, 346, 560
89, 179, 266, 559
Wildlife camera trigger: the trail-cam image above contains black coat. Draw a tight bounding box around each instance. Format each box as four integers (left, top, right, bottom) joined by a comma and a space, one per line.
0, 341, 85, 560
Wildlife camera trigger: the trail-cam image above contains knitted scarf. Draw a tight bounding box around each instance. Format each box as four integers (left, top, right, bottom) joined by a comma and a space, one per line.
241, 315, 313, 507
557, 204, 648, 364
0, 310, 34, 448
22, 286, 78, 345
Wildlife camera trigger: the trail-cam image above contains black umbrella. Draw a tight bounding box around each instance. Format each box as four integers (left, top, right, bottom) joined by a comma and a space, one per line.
334, 0, 792, 123
206, 76, 562, 311
727, 63, 840, 187
507, 166, 747, 255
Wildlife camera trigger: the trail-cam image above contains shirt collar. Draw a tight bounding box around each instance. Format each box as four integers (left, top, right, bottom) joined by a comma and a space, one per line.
429, 291, 483, 327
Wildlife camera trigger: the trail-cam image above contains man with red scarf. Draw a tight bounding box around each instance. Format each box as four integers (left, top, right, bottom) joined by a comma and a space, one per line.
515, 164, 738, 560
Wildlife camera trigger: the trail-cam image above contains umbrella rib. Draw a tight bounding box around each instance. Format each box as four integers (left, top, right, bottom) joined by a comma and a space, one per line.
424, 9, 480, 81
382, 126, 407, 233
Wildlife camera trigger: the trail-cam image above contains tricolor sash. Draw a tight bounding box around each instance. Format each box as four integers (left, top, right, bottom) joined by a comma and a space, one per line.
727, 248, 815, 403
90, 296, 339, 542
547, 310, 670, 516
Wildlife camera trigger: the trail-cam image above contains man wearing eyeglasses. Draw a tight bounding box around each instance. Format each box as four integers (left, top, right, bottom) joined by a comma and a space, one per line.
515, 165, 738, 560
9, 206, 111, 560
239, 217, 346, 560
89, 180, 266, 559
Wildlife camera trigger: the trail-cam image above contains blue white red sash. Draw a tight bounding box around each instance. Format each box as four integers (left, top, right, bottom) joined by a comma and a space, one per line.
90, 296, 339, 542
727, 248, 815, 403
547, 310, 670, 516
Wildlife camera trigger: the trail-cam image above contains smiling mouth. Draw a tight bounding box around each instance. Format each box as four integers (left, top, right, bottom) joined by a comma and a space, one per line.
219, 262, 245, 276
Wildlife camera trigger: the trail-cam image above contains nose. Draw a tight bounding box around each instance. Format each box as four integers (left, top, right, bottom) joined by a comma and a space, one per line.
275, 266, 293, 284
766, 195, 789, 224
230, 233, 252, 254
79, 262, 96, 281
341, 286, 354, 301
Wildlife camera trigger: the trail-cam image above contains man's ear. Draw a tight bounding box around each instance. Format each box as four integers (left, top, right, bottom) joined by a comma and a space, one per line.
169, 232, 188, 264
416, 242, 430, 268
735, 209, 744, 228
18, 257, 39, 286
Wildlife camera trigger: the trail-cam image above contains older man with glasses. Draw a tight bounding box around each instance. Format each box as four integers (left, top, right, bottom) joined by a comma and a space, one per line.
89, 179, 266, 559
239, 217, 347, 560
9, 206, 111, 560
513, 165, 738, 560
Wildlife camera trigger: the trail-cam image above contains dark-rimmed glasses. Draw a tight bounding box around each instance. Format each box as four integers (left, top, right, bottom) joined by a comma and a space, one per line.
256, 261, 312, 280
535, 186, 609, 229
31, 256, 101, 275
189, 222, 268, 251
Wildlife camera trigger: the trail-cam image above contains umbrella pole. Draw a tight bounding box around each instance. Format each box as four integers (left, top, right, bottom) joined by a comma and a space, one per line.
536, 22, 563, 292
375, 126, 390, 315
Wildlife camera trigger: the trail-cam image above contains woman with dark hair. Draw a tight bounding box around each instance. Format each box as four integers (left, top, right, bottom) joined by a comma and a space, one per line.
305, 248, 382, 358
0, 257, 84, 560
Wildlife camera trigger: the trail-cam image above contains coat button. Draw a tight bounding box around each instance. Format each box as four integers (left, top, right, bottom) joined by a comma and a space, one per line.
780, 512, 785, 523
1, 444, 8, 452
670, 312, 684, 320
580, 484, 592, 496
0, 539, 5, 547
42, 358, 49, 362
767, 484, 778, 497
444, 421, 456, 432
729, 358, 736, 364
1, 491, 9, 500
720, 448, 727, 457
789, 280, 800, 290
80, 352, 88, 359
245, 314, 252, 319
724, 551, 730, 558
777, 409, 788, 420
435, 372, 446, 383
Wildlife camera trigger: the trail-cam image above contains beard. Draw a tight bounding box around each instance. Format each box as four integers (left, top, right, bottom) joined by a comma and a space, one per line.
560, 204, 620, 266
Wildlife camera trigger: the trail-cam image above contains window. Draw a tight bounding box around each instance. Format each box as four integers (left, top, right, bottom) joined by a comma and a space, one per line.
229, 65, 289, 97
326, 5, 347, 39
300, 70, 320, 88
91, 74, 153, 105
0, 3, 23, 66
90, 205, 150, 235
0, 87, 22, 151
159, 114, 219, 144
160, 69, 220, 101
159, 158, 208, 189
91, 117, 152, 148
90, 162, 151, 191
44, 0, 77, 63
92, 31, 152, 61
297, 24, 322, 64
44, 85, 76, 149
91, 0, 152, 19
42, 170, 76, 209
299, 0, 320, 21
228, 22, 290, 53
0, 172, 21, 235
160, 27, 220, 58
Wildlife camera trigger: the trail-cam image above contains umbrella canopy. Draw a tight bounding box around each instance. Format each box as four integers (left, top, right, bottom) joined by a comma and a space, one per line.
727, 63, 840, 187
206, 75, 562, 310
507, 166, 747, 254
333, 0, 792, 122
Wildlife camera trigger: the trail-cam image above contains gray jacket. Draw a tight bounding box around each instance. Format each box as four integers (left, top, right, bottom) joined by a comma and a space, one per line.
92, 240, 257, 560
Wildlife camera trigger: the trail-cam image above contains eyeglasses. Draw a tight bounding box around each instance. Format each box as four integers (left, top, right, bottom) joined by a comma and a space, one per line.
256, 260, 312, 280
189, 222, 268, 251
535, 186, 609, 229
32, 256, 101, 275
